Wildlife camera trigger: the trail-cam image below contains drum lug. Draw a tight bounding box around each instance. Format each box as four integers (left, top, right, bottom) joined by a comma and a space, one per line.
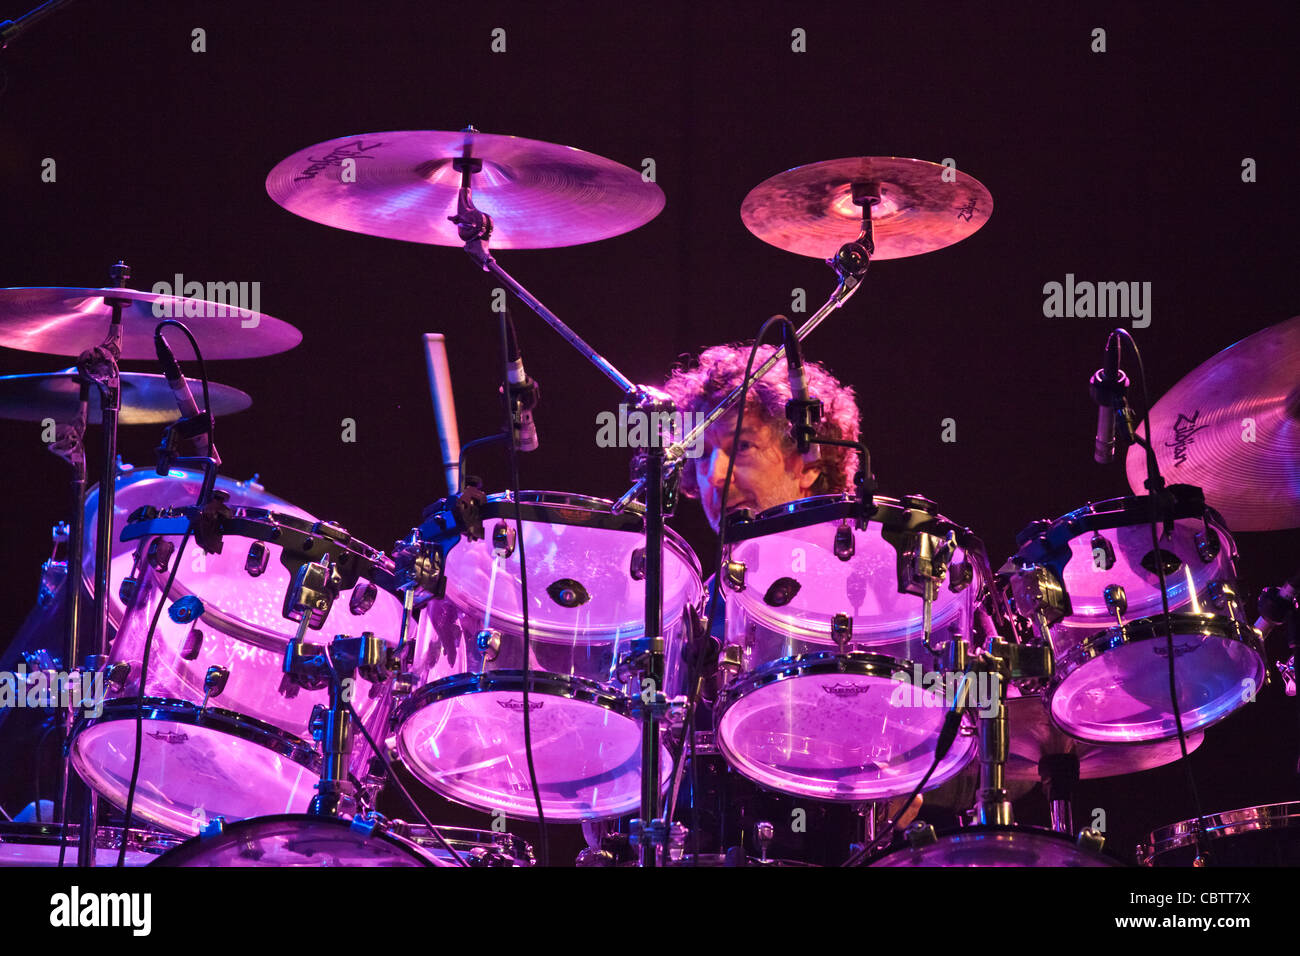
146, 537, 175, 573
948, 560, 974, 594
717, 644, 744, 683
723, 560, 746, 592
629, 546, 647, 581
1104, 584, 1127, 627
833, 523, 855, 561
491, 520, 516, 559
1089, 532, 1116, 571
832, 613, 853, 651
904, 821, 938, 849
349, 581, 378, 616
1195, 523, 1222, 563
180, 628, 204, 661
475, 629, 503, 662
1075, 826, 1106, 855
245, 541, 271, 577
1206, 579, 1237, 613
1008, 566, 1071, 626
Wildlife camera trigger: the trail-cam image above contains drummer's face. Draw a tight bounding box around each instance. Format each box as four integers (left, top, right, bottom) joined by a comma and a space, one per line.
694, 412, 819, 531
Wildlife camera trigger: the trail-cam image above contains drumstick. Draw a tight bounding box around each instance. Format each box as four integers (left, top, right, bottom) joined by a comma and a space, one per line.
423, 334, 462, 496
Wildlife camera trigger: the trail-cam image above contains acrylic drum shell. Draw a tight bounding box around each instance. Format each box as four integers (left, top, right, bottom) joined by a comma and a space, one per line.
1011, 490, 1266, 744
146, 814, 446, 867
69, 469, 405, 834
715, 494, 986, 803
393, 490, 703, 822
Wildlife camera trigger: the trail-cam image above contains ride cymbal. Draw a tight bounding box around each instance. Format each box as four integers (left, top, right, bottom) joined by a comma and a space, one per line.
0, 370, 251, 425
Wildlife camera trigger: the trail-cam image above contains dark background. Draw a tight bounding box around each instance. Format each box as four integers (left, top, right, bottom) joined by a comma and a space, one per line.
1, 0, 1297, 866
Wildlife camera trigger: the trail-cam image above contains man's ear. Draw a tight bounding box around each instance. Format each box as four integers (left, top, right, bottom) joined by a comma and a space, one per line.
797, 461, 821, 494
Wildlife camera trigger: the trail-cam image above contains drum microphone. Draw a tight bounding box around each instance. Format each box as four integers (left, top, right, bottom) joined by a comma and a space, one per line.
1254, 565, 1300, 638
1089, 331, 1128, 465
503, 311, 540, 452
781, 319, 821, 454
154, 326, 220, 468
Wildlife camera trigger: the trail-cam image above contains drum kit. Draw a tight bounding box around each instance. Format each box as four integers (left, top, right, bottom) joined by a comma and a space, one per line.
2, 125, 1297, 868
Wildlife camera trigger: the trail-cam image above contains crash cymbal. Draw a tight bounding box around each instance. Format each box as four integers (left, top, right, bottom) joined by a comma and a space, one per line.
0, 370, 252, 425
265, 129, 665, 248
1004, 695, 1202, 781
740, 156, 992, 260
1126, 315, 1300, 531
0, 288, 301, 360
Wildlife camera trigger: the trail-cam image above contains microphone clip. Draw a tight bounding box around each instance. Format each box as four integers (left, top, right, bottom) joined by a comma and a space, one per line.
785, 396, 823, 455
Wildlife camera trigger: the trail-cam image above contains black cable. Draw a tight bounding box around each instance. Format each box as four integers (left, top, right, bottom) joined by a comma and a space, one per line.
1114, 328, 1206, 858
496, 305, 548, 866
116, 527, 191, 867
154, 320, 214, 436
456, 434, 506, 495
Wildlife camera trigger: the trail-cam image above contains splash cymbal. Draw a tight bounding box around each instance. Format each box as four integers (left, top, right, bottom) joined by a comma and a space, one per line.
740, 156, 992, 260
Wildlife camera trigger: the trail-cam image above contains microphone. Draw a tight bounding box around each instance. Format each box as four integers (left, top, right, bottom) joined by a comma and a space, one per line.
1254, 566, 1300, 638
1089, 332, 1128, 465
781, 319, 821, 454
154, 327, 220, 467
502, 312, 539, 452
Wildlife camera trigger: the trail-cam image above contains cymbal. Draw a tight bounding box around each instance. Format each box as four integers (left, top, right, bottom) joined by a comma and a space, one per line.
1004, 695, 1202, 781
740, 156, 992, 260
0, 288, 301, 360
1126, 315, 1300, 531
0, 370, 252, 425
265, 129, 665, 248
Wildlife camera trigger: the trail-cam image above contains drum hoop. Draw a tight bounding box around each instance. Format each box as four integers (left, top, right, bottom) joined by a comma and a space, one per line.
467, 490, 703, 577
867, 824, 1123, 866
0, 821, 184, 855
394, 669, 634, 728
1139, 802, 1300, 863
70, 697, 321, 770
717, 650, 930, 708
726, 494, 978, 547
1048, 613, 1264, 687
146, 813, 435, 867
395, 824, 535, 865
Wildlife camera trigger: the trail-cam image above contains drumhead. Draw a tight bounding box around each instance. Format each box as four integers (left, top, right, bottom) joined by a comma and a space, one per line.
716, 652, 978, 802
395, 671, 672, 821
442, 491, 702, 640
148, 815, 444, 867
869, 826, 1123, 867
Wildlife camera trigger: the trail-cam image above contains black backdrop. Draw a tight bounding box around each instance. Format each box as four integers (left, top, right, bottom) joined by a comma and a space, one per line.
1, 0, 1297, 864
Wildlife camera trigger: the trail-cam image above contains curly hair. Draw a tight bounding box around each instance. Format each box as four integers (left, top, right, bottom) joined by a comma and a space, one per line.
662, 342, 861, 498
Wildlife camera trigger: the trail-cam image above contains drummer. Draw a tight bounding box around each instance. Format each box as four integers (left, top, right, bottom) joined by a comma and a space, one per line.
661, 342, 861, 531
660, 342, 921, 858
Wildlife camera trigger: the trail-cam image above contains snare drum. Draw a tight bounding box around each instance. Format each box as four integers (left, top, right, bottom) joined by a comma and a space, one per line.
715, 494, 983, 803
394, 491, 703, 821
1139, 802, 1300, 866
68, 468, 405, 834
868, 824, 1123, 867
148, 814, 446, 867
1006, 487, 1264, 744
0, 822, 182, 866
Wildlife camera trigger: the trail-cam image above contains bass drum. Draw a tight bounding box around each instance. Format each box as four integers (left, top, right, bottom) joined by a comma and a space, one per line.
868, 825, 1123, 867
1139, 802, 1300, 866
69, 466, 405, 834
147, 815, 447, 867
395, 491, 702, 822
